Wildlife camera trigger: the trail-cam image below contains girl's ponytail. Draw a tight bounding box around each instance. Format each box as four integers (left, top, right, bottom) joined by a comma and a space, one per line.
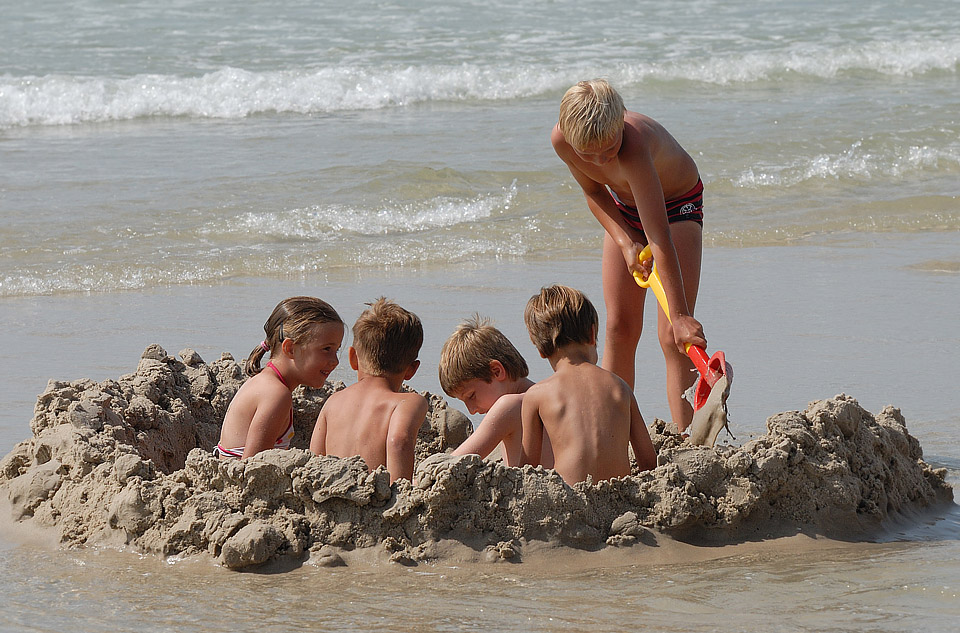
244, 340, 270, 377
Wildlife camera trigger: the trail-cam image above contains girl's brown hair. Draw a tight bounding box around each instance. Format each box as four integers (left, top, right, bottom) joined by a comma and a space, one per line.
245, 296, 343, 377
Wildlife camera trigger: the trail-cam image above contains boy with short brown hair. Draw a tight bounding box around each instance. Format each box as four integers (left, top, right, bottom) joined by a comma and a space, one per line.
521, 285, 656, 485
310, 298, 428, 483
439, 315, 536, 466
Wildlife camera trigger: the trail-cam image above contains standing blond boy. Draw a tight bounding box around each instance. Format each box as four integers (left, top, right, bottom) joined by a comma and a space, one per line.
310, 298, 428, 483
438, 315, 538, 467
551, 78, 707, 432
521, 285, 656, 485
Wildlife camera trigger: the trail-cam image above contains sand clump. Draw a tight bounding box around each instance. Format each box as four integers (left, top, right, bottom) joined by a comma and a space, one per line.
0, 345, 953, 570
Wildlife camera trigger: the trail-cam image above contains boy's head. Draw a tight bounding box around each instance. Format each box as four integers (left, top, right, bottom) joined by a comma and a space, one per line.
557, 79, 625, 152
351, 297, 423, 376
439, 315, 529, 414
524, 285, 599, 358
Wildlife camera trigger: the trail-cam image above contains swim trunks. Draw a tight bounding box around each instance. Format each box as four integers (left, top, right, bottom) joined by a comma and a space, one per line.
609, 177, 704, 233
213, 361, 295, 459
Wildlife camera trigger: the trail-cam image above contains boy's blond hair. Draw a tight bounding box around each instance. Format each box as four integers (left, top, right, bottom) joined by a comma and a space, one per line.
352, 298, 423, 376
524, 285, 599, 358
438, 315, 529, 395
557, 79, 625, 151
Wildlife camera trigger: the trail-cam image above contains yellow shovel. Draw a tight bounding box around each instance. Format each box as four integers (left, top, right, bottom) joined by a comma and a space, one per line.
633, 245, 733, 445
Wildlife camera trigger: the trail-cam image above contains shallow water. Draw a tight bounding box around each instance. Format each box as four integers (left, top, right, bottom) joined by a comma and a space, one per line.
2, 504, 959, 633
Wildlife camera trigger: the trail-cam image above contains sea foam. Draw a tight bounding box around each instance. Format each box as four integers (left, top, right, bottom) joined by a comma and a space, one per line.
2, 36, 956, 127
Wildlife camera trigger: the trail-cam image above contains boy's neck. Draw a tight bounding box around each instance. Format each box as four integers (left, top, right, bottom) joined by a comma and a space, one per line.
354, 370, 406, 392
546, 342, 599, 372
509, 377, 535, 394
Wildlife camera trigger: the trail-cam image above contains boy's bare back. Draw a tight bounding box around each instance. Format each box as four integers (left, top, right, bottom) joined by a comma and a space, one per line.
312, 379, 427, 482
523, 361, 645, 484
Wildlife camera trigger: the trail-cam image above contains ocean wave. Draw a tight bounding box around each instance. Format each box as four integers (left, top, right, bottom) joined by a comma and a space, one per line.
209, 182, 518, 239
0, 66, 567, 128
632, 38, 960, 85
2, 36, 957, 127
732, 140, 960, 188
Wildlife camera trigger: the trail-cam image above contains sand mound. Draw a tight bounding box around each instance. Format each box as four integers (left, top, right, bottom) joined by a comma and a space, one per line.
0, 345, 953, 569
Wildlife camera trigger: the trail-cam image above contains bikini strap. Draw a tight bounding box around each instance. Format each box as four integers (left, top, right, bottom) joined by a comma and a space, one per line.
265, 361, 291, 389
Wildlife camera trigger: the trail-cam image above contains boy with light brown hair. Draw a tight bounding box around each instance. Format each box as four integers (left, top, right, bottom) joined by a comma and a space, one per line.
521, 285, 656, 485
552, 78, 708, 433
310, 298, 428, 483
438, 315, 537, 466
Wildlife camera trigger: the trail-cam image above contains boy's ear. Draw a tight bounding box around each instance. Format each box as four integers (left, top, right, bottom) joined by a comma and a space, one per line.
588, 324, 598, 346
348, 347, 360, 371
403, 359, 421, 381
489, 360, 507, 381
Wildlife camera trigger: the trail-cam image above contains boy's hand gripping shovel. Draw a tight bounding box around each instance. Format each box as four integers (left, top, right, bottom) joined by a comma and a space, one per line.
633, 245, 733, 446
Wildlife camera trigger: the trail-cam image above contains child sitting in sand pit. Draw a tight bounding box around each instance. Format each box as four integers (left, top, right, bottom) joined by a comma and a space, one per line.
521, 285, 657, 484
215, 296, 345, 459
439, 315, 542, 467
310, 298, 429, 483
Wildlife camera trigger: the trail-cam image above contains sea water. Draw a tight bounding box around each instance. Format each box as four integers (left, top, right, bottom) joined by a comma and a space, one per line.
1, 1, 958, 630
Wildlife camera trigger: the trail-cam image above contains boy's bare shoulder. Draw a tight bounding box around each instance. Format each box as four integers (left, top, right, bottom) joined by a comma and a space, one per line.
488, 391, 525, 416
522, 376, 558, 402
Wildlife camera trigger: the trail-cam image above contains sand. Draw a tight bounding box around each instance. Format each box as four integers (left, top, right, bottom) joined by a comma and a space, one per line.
0, 345, 952, 570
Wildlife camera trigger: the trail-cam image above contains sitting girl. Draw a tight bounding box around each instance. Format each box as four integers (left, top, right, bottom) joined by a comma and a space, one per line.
215, 296, 344, 459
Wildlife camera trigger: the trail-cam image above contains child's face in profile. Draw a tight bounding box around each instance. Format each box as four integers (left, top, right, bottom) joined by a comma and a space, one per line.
453, 377, 509, 415
294, 322, 345, 388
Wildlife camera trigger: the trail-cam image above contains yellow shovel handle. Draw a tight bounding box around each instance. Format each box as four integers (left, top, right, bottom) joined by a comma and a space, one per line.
632, 245, 692, 354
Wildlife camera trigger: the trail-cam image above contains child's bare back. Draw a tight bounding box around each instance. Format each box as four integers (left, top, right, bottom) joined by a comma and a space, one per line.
522, 284, 656, 485
313, 379, 426, 482
523, 358, 640, 484
310, 298, 428, 483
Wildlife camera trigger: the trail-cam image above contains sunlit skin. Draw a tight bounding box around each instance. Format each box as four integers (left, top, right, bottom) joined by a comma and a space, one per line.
217, 322, 344, 459
520, 329, 657, 485
448, 361, 549, 467
311, 347, 428, 484
552, 110, 707, 431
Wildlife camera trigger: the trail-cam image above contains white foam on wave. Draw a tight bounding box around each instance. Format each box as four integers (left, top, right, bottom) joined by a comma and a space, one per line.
734, 140, 960, 188
0, 66, 567, 127
2, 36, 956, 127
642, 38, 960, 85
215, 182, 518, 239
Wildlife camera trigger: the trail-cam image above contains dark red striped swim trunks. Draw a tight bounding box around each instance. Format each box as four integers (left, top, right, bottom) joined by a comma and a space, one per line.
609, 178, 704, 233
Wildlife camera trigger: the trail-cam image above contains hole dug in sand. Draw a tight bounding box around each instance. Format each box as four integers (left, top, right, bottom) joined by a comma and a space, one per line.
0, 345, 953, 570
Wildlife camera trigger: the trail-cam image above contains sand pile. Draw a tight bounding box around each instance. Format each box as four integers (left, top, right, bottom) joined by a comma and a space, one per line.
0, 345, 953, 570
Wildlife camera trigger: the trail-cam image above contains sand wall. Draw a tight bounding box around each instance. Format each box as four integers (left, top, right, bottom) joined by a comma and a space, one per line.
0, 345, 952, 569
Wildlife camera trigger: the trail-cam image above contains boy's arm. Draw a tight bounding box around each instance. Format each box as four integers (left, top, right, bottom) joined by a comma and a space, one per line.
309, 408, 328, 456
620, 149, 705, 351
553, 136, 641, 266
519, 391, 544, 467
628, 393, 657, 471
452, 395, 521, 463
385, 394, 429, 483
